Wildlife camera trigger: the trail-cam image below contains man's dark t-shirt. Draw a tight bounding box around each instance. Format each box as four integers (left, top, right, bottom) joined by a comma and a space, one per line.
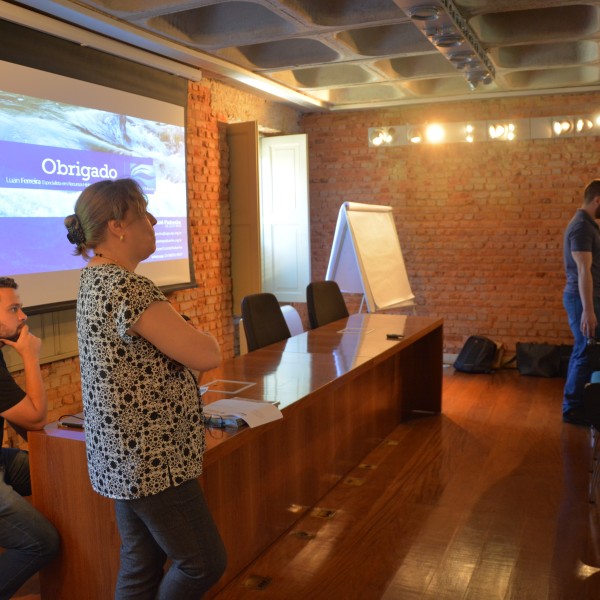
0, 351, 26, 448
564, 208, 600, 297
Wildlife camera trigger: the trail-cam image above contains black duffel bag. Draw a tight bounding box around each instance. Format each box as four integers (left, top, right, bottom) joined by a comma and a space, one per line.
516, 342, 572, 377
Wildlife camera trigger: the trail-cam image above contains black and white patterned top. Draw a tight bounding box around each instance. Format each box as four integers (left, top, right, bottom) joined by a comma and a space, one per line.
77, 264, 205, 500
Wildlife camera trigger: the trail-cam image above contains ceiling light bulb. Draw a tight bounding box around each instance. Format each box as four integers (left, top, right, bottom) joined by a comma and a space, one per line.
407, 126, 423, 144
551, 119, 575, 136
407, 125, 423, 143
425, 123, 445, 143
383, 127, 395, 144
372, 135, 383, 146
489, 124, 505, 139
552, 120, 563, 135
464, 124, 474, 142
561, 120, 572, 133
576, 118, 592, 132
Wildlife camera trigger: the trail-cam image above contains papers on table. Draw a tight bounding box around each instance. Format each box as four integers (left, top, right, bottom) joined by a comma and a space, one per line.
203, 398, 283, 428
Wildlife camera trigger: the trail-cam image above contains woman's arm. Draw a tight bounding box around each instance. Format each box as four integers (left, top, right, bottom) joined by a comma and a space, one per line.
130, 301, 222, 372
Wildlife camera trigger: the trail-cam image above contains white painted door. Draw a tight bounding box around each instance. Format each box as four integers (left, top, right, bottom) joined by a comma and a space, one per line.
260, 134, 310, 303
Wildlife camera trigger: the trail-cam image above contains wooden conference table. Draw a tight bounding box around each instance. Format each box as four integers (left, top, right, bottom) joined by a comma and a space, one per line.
29, 313, 443, 599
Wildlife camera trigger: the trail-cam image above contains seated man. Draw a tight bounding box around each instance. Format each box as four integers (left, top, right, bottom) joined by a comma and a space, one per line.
0, 277, 59, 599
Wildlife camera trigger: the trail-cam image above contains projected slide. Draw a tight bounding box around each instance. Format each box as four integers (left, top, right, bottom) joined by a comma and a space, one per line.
0, 60, 191, 310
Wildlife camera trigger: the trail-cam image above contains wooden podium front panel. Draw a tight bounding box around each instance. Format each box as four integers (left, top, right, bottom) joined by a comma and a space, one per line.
28, 432, 119, 600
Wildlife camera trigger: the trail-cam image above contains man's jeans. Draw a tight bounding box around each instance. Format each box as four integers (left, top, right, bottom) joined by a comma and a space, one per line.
0, 448, 60, 600
563, 292, 600, 414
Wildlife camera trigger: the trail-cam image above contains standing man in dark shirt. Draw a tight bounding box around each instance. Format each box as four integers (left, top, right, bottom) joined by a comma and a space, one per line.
0, 277, 59, 599
563, 180, 600, 425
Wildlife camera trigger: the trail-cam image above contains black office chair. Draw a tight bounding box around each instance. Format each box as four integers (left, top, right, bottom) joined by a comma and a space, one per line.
306, 280, 349, 329
241, 293, 291, 352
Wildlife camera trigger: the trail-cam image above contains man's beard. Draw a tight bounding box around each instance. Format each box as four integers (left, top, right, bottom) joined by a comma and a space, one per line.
0, 325, 23, 343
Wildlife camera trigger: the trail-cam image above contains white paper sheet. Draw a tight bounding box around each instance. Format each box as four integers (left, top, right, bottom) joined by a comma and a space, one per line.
203, 398, 283, 428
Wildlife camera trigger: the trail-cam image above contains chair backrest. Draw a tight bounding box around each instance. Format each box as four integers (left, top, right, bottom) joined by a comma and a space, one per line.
239, 306, 303, 355
241, 293, 291, 352
281, 305, 304, 337
585, 381, 600, 430
306, 280, 349, 329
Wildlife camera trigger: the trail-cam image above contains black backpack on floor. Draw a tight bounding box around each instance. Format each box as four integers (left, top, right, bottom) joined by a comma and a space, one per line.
454, 335, 497, 374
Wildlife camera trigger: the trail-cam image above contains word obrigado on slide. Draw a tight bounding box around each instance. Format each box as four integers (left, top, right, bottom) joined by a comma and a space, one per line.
41, 158, 118, 181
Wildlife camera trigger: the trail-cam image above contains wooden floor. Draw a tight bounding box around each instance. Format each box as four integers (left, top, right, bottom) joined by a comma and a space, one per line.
14, 368, 600, 599
211, 368, 600, 600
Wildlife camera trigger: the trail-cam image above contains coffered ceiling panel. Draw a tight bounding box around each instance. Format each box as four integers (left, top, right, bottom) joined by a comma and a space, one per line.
3, 0, 600, 111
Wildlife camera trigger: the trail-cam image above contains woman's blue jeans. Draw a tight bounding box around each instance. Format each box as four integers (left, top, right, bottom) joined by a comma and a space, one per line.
114, 478, 227, 600
563, 291, 600, 414
0, 448, 60, 600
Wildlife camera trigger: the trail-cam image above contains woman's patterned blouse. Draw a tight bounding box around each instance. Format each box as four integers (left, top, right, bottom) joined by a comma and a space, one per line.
77, 265, 204, 500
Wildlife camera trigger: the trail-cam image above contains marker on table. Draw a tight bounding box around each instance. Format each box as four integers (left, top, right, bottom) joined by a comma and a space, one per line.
58, 421, 84, 429
386, 333, 404, 340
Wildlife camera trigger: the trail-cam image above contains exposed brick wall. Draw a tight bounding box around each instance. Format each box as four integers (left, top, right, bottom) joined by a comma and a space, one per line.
302, 91, 600, 354
202, 76, 302, 134
168, 83, 234, 359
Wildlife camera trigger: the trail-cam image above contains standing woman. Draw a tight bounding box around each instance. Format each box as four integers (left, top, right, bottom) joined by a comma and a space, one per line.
64, 178, 226, 599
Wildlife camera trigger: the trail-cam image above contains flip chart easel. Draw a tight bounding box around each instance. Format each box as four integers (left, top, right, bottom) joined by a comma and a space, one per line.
325, 202, 415, 313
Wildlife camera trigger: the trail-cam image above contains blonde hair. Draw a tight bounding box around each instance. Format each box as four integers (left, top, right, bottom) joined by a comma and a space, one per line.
64, 179, 148, 260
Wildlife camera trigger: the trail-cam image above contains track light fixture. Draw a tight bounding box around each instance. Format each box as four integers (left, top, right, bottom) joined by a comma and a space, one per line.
431, 30, 463, 48
553, 120, 573, 136
407, 126, 423, 144
552, 116, 597, 137
448, 51, 476, 70
369, 113, 600, 147
488, 123, 516, 141
404, 0, 494, 91
465, 124, 475, 143
406, 5, 440, 20
369, 127, 395, 146
576, 118, 593, 132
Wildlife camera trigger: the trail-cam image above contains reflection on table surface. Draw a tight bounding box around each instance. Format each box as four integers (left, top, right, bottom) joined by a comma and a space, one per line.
201, 313, 441, 428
